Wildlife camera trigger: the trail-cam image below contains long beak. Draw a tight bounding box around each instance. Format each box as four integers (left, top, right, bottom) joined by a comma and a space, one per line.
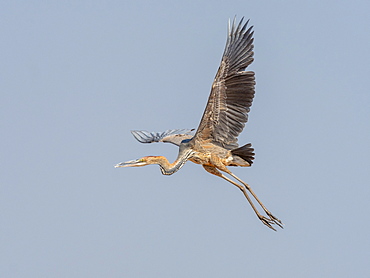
114, 159, 146, 168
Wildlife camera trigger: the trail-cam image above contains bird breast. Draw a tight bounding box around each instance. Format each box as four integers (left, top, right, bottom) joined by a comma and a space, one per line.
189, 147, 232, 167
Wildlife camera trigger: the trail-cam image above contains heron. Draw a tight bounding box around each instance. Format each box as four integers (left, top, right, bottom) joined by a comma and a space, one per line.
115, 17, 283, 231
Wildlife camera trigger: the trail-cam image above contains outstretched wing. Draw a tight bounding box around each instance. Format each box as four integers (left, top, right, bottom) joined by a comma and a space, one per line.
131, 129, 194, 146
193, 17, 255, 149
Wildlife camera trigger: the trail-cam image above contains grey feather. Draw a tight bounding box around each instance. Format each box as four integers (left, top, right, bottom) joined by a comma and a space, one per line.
131, 129, 194, 146
193, 18, 255, 149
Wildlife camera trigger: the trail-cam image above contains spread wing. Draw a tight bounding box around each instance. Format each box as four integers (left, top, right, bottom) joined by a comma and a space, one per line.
193, 17, 256, 149
131, 129, 194, 146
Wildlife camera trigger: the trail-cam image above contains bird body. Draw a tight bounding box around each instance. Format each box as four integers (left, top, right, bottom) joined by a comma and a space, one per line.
188, 140, 252, 168
115, 17, 283, 230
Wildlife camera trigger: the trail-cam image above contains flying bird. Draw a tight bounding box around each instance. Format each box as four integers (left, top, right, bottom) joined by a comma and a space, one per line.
115, 18, 283, 230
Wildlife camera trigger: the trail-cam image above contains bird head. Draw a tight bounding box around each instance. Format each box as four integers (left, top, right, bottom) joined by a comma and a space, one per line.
114, 156, 158, 168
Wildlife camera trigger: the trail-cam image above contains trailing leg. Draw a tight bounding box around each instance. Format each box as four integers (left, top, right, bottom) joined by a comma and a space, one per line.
228, 172, 283, 228
202, 165, 280, 231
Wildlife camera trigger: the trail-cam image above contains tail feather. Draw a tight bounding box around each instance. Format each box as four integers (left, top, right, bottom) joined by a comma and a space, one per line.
231, 143, 255, 165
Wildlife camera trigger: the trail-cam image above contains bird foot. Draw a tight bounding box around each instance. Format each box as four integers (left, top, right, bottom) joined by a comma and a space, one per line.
265, 211, 284, 229
258, 215, 277, 231
258, 213, 283, 231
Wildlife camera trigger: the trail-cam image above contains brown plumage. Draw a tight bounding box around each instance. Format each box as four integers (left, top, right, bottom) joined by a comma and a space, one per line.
116, 18, 282, 231
194, 19, 255, 149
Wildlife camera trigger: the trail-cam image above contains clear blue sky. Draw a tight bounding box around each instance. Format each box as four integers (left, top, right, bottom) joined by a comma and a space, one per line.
2, 1, 370, 277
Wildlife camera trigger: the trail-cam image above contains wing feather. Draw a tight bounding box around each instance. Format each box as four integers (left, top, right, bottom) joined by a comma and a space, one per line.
131, 129, 194, 146
193, 18, 256, 149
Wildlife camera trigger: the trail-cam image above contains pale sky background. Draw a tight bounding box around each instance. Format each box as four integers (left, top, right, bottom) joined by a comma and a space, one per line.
2, 1, 370, 277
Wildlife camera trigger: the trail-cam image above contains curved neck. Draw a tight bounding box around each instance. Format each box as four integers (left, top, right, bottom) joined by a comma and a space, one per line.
152, 150, 193, 175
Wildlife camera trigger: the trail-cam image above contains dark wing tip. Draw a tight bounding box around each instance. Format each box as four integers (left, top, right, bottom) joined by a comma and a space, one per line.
131, 130, 157, 143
